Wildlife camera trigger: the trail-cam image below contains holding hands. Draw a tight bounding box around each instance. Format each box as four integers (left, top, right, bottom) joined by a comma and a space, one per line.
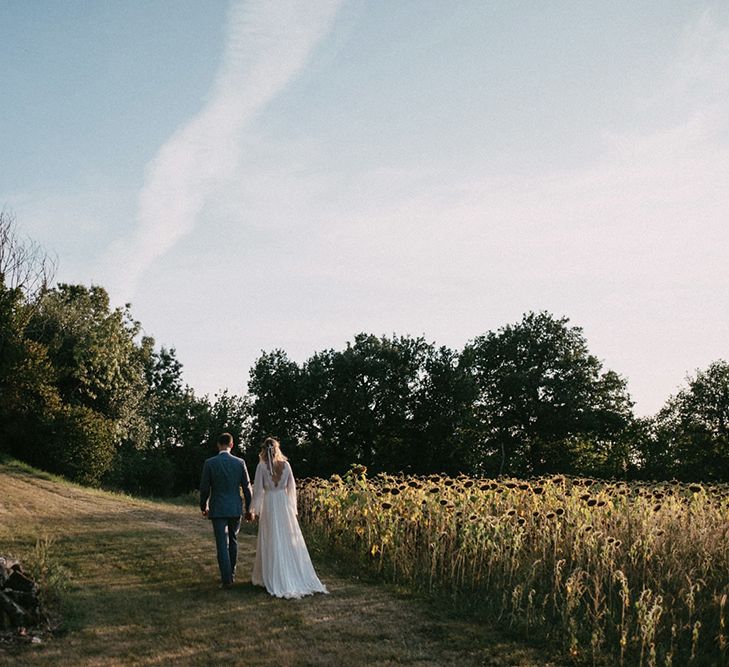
202, 508, 253, 521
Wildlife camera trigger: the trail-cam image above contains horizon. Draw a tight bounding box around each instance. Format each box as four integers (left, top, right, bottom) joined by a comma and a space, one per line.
3, 0, 728, 417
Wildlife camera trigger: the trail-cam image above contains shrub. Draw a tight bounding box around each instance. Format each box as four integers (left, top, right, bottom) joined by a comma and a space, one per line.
46, 405, 115, 486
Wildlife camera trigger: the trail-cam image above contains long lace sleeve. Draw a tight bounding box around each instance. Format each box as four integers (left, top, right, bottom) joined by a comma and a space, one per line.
285, 461, 297, 516
251, 463, 265, 517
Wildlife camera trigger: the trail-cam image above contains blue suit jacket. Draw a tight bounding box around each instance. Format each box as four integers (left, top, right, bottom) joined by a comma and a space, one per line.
199, 451, 252, 518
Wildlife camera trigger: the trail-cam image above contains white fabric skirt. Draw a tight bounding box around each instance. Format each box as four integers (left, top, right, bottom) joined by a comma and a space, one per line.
252, 489, 328, 599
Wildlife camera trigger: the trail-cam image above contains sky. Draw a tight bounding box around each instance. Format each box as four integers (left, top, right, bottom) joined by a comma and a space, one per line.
2, 0, 728, 416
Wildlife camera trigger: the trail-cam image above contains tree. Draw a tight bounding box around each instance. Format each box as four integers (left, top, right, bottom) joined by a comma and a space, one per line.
0, 210, 56, 299
248, 349, 304, 457
209, 390, 252, 456
642, 361, 729, 481
463, 311, 634, 476
1, 214, 259, 493
172, 390, 253, 494
248, 324, 635, 478
410, 345, 479, 475
7, 283, 152, 485
0, 213, 60, 465
109, 344, 253, 495
0, 283, 61, 465
143, 346, 186, 450
308, 334, 429, 473
310, 334, 432, 474
296, 347, 340, 474
249, 335, 436, 476
27, 284, 150, 448
47, 404, 115, 486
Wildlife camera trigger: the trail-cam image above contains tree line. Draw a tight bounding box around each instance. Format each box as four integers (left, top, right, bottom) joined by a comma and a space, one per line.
0, 212, 248, 494
249, 324, 729, 482
1, 212, 727, 491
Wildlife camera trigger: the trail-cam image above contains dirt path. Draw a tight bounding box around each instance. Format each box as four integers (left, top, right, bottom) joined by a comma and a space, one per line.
0, 464, 561, 666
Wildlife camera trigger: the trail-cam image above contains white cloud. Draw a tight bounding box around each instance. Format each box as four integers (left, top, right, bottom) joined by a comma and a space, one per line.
93, 6, 729, 417
185, 7, 729, 415
104, 0, 342, 300
669, 8, 729, 103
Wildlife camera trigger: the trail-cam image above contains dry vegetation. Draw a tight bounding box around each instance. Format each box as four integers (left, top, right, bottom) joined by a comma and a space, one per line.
299, 467, 729, 666
0, 458, 559, 666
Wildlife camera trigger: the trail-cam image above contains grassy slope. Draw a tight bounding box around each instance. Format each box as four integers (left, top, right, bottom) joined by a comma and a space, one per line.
0, 460, 561, 666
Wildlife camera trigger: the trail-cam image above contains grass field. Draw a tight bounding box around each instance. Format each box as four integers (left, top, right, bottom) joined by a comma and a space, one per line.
0, 458, 560, 666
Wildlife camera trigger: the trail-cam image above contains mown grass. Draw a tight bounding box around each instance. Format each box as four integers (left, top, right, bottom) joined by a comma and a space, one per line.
299, 468, 729, 667
0, 458, 560, 666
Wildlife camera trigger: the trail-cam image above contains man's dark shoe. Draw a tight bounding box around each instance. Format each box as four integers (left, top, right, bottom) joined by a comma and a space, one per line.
218, 582, 233, 590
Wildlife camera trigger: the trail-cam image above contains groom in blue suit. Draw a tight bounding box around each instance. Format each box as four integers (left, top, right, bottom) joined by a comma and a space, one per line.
200, 433, 253, 589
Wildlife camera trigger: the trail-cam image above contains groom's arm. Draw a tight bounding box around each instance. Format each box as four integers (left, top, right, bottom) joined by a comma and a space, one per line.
240, 461, 253, 514
199, 460, 211, 515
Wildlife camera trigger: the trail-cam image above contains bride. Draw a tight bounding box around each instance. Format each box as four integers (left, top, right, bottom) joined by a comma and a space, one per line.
251, 437, 328, 599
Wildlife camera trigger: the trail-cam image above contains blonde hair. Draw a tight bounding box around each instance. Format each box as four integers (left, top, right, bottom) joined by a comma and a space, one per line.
259, 437, 288, 484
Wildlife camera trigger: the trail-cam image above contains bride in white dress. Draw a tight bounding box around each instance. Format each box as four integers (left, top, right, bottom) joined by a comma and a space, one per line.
251, 437, 328, 599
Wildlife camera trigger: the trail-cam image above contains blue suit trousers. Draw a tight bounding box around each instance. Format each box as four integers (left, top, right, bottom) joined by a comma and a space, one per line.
211, 517, 241, 585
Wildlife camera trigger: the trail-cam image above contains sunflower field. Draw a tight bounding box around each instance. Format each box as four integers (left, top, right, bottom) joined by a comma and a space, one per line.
298, 467, 729, 666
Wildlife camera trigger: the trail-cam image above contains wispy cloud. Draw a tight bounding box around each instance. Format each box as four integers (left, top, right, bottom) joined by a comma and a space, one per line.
669, 8, 729, 104
200, 8, 729, 415
106, 0, 341, 299
89, 5, 729, 416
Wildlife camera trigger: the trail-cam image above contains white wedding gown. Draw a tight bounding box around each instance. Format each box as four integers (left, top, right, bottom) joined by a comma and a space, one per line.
251, 460, 328, 599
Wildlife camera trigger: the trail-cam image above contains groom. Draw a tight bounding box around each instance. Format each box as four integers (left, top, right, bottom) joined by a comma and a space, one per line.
199, 433, 253, 589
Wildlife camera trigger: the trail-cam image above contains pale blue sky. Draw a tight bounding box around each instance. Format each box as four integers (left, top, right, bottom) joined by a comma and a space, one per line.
3, 1, 728, 415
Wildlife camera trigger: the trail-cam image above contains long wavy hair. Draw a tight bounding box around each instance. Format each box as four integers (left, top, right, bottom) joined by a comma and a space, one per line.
259, 437, 288, 483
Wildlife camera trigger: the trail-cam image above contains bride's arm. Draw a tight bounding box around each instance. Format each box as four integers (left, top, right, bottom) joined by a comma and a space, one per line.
285, 461, 297, 516
251, 462, 265, 517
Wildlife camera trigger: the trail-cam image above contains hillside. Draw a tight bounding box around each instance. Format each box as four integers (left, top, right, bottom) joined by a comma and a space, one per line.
0, 459, 560, 666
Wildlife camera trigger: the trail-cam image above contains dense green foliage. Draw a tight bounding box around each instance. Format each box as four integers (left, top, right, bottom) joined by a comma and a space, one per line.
641, 361, 729, 481
249, 316, 640, 479
0, 213, 251, 493
464, 311, 634, 476
2, 212, 728, 488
